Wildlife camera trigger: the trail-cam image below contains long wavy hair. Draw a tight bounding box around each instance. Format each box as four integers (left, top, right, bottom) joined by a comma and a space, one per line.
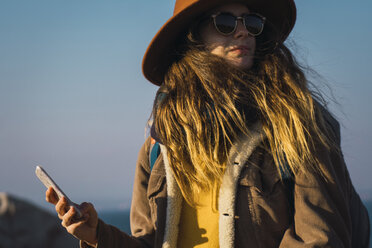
150, 22, 338, 206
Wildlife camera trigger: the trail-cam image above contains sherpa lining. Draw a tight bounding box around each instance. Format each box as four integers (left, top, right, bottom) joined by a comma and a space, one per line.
160, 144, 182, 248
219, 124, 263, 248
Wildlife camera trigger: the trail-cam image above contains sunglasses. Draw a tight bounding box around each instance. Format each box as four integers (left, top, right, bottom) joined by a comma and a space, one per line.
211, 12, 266, 36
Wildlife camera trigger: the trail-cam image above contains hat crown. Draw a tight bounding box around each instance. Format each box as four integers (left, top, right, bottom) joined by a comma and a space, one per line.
174, 0, 199, 15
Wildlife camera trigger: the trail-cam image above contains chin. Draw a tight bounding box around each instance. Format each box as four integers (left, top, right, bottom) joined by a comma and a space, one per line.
228, 58, 253, 70
235, 62, 253, 70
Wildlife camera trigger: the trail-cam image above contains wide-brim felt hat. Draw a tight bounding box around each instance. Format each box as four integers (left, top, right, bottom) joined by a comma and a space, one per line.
142, 0, 297, 86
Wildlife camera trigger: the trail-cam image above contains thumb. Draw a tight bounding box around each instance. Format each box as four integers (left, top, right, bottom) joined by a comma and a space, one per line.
79, 202, 98, 226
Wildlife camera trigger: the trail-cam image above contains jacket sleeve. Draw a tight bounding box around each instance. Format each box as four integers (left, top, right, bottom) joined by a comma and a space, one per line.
80, 139, 152, 248
279, 110, 357, 247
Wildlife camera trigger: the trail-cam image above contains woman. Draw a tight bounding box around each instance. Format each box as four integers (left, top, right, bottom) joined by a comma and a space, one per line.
46, 0, 370, 247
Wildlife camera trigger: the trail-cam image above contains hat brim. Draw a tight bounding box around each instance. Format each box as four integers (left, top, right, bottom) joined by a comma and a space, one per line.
142, 0, 296, 86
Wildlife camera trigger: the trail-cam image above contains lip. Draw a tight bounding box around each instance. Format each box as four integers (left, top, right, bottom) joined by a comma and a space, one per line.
229, 45, 251, 54
230, 45, 250, 51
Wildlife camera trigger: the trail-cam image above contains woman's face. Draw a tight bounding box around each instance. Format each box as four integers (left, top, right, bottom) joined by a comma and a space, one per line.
199, 3, 256, 70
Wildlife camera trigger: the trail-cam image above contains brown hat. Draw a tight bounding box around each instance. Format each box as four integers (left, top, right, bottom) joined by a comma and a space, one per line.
142, 0, 296, 86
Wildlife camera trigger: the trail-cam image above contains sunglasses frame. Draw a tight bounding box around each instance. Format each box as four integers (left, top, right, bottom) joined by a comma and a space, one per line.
211, 12, 266, 36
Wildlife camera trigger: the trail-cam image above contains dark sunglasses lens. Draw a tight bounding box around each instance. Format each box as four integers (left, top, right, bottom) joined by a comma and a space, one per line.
214, 13, 236, 34
244, 15, 264, 35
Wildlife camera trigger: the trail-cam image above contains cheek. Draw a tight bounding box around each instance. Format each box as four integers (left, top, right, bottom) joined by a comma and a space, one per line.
209, 46, 227, 57
200, 23, 229, 56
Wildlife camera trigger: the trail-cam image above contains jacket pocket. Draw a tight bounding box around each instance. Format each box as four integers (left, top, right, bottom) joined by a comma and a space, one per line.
147, 172, 167, 229
237, 166, 290, 245
238, 165, 282, 198
147, 172, 166, 199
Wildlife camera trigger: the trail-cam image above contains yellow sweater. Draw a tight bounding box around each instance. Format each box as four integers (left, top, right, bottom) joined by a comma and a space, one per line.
178, 185, 220, 248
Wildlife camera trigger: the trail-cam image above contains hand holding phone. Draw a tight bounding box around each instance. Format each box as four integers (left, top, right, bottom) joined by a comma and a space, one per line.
35, 165, 82, 218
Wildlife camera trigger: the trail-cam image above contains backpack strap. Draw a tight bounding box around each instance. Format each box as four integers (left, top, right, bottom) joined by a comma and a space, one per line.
149, 138, 161, 171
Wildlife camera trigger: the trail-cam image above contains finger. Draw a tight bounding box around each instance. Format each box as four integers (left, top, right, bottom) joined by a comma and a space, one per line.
55, 197, 69, 217
46, 187, 58, 205
61, 206, 77, 228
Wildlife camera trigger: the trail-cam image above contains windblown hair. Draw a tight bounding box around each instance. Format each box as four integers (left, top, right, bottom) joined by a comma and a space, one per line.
151, 31, 338, 206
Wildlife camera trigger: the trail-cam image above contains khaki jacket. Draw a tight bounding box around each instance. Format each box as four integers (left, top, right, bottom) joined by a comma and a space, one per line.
82, 112, 369, 248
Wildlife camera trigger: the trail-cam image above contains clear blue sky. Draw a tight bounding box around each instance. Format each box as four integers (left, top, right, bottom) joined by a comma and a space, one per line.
1, 0, 371, 211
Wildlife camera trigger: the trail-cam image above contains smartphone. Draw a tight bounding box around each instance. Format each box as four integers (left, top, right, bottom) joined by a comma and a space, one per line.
35, 165, 82, 218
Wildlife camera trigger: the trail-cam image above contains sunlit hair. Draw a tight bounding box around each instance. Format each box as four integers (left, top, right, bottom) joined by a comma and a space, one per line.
151, 25, 338, 206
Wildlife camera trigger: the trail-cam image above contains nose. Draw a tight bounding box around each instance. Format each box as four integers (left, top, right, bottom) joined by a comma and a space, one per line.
234, 18, 249, 39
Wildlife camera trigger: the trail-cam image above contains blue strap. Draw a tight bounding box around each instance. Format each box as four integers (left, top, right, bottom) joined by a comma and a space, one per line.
150, 142, 161, 171
279, 161, 293, 180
